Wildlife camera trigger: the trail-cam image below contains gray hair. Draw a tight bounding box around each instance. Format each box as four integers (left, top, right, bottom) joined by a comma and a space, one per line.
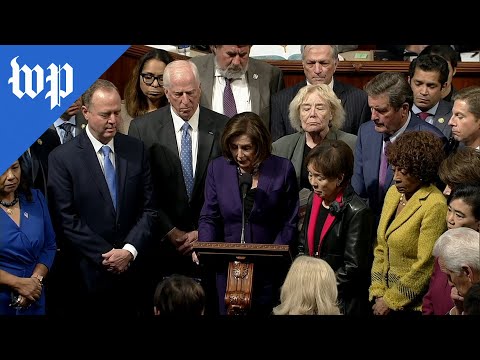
163, 60, 200, 88
432, 227, 480, 275
288, 84, 345, 132
300, 45, 339, 62
364, 72, 413, 110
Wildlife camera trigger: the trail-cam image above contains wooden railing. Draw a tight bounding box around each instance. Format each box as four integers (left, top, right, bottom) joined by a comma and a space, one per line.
100, 45, 480, 98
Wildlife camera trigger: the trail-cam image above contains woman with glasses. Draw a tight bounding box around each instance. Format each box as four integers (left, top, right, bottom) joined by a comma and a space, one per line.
120, 48, 173, 134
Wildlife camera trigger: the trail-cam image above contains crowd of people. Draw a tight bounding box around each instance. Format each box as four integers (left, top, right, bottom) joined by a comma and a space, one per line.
1, 45, 479, 317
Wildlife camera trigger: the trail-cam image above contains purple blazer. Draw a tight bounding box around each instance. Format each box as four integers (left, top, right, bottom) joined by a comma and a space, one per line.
422, 257, 454, 315
199, 155, 299, 245
198, 155, 299, 314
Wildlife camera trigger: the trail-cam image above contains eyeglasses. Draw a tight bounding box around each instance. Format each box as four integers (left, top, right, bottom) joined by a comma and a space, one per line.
140, 73, 164, 86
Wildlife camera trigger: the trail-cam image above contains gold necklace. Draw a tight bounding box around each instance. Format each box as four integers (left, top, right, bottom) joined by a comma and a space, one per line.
399, 193, 407, 206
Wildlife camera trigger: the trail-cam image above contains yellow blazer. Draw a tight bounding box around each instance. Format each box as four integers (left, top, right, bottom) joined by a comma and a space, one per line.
369, 184, 447, 311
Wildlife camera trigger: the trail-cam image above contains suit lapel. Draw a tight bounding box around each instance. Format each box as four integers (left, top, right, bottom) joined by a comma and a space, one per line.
158, 113, 190, 200
78, 132, 116, 216
194, 109, 215, 196
114, 136, 127, 219
385, 186, 430, 238
202, 57, 215, 109
432, 100, 452, 134
291, 133, 305, 187
246, 64, 261, 115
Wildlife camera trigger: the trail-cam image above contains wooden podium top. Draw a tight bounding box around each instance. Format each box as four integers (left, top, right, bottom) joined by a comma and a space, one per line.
193, 242, 292, 260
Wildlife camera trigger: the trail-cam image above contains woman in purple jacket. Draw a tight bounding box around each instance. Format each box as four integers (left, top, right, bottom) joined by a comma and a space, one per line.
198, 112, 299, 315
422, 184, 480, 315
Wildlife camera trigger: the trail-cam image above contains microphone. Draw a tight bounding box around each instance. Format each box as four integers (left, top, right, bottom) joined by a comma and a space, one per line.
239, 172, 253, 199
239, 172, 252, 244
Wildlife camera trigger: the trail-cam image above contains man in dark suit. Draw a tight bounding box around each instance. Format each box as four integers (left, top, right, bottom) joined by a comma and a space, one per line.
270, 45, 371, 141
190, 45, 284, 128
48, 79, 158, 316
51, 96, 87, 144
128, 60, 229, 290
352, 72, 447, 222
408, 54, 453, 139
21, 97, 85, 200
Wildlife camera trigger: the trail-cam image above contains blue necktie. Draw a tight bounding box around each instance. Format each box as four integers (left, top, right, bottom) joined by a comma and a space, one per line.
101, 145, 117, 210
180, 122, 194, 200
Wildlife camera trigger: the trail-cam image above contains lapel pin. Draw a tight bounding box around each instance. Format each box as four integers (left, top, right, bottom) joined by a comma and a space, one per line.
81, 124, 86, 129
24, 212, 29, 218
438, 118, 445, 124
253, 74, 259, 80
37, 139, 43, 145
208, 131, 214, 135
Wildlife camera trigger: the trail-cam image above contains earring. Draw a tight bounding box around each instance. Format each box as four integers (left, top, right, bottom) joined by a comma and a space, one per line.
337, 180, 341, 186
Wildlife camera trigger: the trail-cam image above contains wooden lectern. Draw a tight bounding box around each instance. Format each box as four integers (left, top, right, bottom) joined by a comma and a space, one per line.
193, 242, 292, 315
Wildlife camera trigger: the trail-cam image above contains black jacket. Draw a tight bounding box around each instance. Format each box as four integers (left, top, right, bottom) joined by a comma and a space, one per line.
297, 184, 374, 316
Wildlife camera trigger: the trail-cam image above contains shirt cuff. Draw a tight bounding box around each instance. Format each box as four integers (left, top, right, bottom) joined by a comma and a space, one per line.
123, 244, 138, 261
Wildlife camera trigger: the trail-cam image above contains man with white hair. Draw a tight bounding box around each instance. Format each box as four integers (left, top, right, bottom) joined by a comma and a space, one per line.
432, 227, 480, 315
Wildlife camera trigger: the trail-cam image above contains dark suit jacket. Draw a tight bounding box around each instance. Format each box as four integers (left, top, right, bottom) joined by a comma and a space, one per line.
351, 113, 446, 218
415, 99, 453, 139
47, 131, 157, 315
270, 80, 371, 141
198, 155, 299, 314
190, 54, 284, 128
27, 128, 61, 200
297, 185, 374, 315
128, 105, 228, 278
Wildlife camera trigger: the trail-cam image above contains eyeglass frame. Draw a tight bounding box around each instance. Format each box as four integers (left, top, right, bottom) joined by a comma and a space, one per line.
140, 73, 164, 87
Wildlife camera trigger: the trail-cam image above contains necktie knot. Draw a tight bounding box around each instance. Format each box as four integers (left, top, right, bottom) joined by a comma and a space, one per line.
101, 145, 112, 157
59, 122, 74, 143
182, 122, 191, 133
418, 112, 430, 121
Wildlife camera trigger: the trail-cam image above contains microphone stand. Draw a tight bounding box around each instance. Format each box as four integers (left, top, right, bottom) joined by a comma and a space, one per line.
240, 190, 246, 244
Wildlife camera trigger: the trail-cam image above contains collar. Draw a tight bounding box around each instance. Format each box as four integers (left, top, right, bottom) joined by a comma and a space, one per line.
389, 113, 411, 143
412, 102, 439, 116
54, 115, 76, 128
171, 106, 199, 133
306, 77, 334, 90
85, 125, 115, 154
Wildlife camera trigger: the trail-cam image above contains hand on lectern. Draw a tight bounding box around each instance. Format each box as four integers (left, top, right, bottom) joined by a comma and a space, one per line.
192, 251, 199, 265
177, 230, 198, 255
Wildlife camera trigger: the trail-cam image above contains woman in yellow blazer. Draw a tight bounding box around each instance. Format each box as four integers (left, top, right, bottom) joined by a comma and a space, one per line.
369, 131, 447, 315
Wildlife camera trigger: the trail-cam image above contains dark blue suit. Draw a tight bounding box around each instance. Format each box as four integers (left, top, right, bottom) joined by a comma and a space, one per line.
352, 113, 446, 218
47, 131, 157, 316
270, 80, 371, 141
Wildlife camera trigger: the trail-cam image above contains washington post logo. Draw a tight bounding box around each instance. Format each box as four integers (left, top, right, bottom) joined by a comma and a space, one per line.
8, 56, 73, 110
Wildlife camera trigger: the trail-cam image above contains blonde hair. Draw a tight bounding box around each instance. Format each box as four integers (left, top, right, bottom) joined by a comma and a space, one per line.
288, 84, 345, 132
273, 256, 341, 315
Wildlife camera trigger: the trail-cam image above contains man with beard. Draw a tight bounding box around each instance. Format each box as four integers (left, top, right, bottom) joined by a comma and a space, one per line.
190, 45, 284, 127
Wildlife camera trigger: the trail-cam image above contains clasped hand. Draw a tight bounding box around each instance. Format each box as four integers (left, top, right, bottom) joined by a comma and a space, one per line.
102, 248, 133, 274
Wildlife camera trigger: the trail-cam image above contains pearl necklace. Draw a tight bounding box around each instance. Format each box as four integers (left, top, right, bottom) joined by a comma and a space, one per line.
399, 193, 407, 206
